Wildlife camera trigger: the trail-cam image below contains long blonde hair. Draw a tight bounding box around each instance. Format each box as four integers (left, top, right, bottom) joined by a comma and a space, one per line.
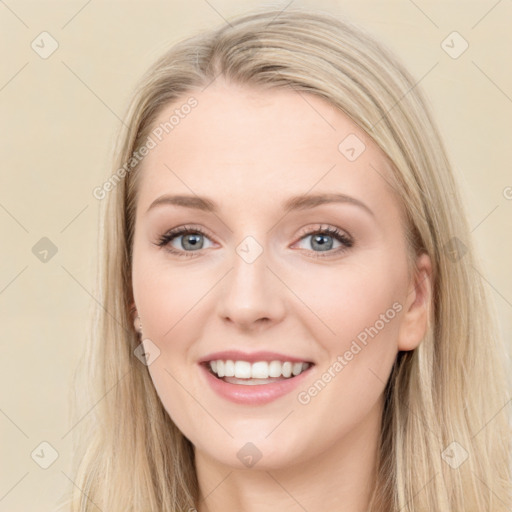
61, 7, 512, 511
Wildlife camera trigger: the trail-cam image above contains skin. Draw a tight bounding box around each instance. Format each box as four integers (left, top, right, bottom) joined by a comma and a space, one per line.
130, 77, 432, 512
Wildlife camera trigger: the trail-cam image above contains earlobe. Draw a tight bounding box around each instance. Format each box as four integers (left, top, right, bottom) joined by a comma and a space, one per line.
397, 253, 433, 352
133, 315, 142, 335
129, 302, 142, 335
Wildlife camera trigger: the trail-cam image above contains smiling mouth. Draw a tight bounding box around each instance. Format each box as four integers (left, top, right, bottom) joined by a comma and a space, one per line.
203, 359, 314, 385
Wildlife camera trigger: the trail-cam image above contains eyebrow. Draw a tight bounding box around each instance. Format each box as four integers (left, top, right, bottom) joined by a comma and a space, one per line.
146, 192, 374, 217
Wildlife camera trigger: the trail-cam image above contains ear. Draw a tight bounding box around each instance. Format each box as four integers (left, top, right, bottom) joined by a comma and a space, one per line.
129, 301, 142, 334
397, 252, 433, 351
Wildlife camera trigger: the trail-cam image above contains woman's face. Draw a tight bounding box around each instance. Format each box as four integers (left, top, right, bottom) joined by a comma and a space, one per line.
131, 79, 431, 470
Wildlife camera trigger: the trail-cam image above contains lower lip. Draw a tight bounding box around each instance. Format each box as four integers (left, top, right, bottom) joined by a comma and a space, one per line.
199, 363, 314, 405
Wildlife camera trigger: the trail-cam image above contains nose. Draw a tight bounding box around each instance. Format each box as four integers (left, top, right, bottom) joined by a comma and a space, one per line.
216, 243, 286, 331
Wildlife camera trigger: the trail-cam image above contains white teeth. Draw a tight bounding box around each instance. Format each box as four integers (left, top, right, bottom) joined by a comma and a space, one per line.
234, 361, 252, 378
208, 359, 311, 379
282, 362, 292, 378
251, 361, 269, 379
268, 360, 282, 377
292, 362, 303, 376
224, 360, 235, 377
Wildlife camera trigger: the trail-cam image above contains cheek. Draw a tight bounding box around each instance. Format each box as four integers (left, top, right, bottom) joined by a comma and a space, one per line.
293, 264, 404, 433
132, 252, 211, 432
291, 254, 406, 408
292, 255, 406, 352
327, 255, 407, 385
144, 354, 199, 436
132, 247, 208, 343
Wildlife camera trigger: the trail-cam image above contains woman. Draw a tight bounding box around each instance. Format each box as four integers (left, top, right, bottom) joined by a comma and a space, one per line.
66, 7, 511, 511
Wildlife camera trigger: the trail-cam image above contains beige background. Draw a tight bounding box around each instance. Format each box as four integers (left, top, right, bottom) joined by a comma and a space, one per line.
1, 0, 511, 510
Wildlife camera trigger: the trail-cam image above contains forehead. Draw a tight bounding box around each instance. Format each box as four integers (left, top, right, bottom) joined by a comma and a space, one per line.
136, 79, 400, 220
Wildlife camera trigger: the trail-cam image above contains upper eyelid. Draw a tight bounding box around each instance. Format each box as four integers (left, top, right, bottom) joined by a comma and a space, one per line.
159, 224, 352, 247
156, 225, 354, 262
166, 225, 216, 241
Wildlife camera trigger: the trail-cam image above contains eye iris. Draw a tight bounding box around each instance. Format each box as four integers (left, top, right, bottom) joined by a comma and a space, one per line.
181, 233, 203, 250
311, 234, 333, 251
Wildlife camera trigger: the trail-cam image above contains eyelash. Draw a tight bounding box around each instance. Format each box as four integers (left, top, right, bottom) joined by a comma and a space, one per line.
154, 224, 354, 259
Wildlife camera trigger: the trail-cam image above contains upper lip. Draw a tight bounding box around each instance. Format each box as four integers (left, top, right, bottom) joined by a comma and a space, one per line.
198, 350, 315, 364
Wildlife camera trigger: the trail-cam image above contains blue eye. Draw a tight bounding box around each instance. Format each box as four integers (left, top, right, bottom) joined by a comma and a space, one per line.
294, 225, 353, 258
156, 225, 213, 257
155, 224, 354, 259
